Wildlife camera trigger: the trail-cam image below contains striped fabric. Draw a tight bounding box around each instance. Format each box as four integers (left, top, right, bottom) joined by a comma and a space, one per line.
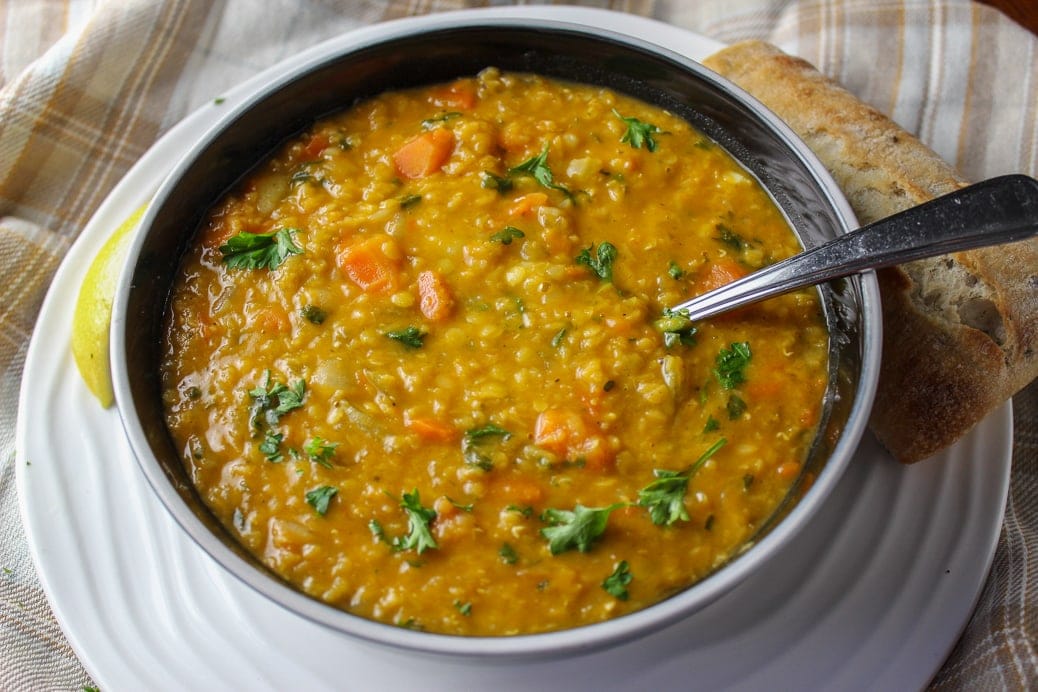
0, 0, 1034, 688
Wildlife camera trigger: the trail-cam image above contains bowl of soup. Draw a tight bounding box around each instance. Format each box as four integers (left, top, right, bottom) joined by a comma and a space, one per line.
111, 16, 880, 659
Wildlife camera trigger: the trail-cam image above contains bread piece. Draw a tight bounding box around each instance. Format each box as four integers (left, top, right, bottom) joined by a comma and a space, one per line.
703, 40, 1038, 463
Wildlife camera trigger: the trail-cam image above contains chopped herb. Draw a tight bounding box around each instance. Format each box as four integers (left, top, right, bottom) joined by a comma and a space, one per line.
704, 514, 715, 531
305, 485, 338, 516
2, 567, 13, 576
213, 97, 225, 106
613, 109, 662, 152
714, 342, 752, 389
422, 111, 461, 129
465, 423, 511, 440
637, 438, 727, 526
481, 171, 514, 193
220, 228, 303, 270
290, 170, 314, 184
508, 144, 571, 196
490, 226, 525, 245
397, 617, 422, 630
462, 423, 510, 471
301, 304, 327, 324
540, 503, 625, 554
393, 489, 438, 554
727, 395, 747, 420
603, 379, 616, 392
716, 224, 745, 251
304, 437, 338, 468
551, 327, 567, 347
248, 372, 305, 428
668, 260, 685, 280
499, 543, 519, 565
703, 416, 720, 433
453, 600, 473, 616
448, 497, 474, 512
506, 504, 533, 518
575, 242, 618, 282
386, 326, 426, 349
369, 519, 386, 541
654, 307, 697, 348
400, 193, 423, 209
602, 560, 632, 600
259, 431, 284, 462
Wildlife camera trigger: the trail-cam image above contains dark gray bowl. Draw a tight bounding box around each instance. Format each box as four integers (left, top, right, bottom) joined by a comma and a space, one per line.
111, 15, 881, 660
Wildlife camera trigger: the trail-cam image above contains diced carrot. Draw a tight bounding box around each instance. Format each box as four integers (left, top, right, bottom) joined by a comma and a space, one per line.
393, 128, 455, 179
508, 192, 548, 217
335, 234, 401, 294
405, 416, 458, 443
776, 461, 802, 480
430, 79, 479, 110
416, 270, 454, 321
254, 306, 290, 335
698, 258, 749, 293
494, 478, 546, 507
745, 376, 785, 401
302, 133, 329, 160
533, 408, 614, 470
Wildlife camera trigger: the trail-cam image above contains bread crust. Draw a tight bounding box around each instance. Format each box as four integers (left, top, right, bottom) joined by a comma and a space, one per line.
703, 40, 1038, 462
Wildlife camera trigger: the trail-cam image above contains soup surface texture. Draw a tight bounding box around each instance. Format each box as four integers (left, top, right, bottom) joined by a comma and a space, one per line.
162, 69, 829, 636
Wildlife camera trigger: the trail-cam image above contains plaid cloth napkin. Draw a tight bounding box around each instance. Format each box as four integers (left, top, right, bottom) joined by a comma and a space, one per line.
1, 0, 1034, 688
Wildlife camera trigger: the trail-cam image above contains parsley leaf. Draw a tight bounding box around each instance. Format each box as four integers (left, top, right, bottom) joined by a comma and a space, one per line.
304, 437, 338, 468
453, 600, 473, 616
654, 307, 697, 348
509, 144, 572, 197
220, 228, 303, 270
481, 171, 514, 193
715, 224, 745, 251
465, 423, 511, 440
248, 372, 305, 428
613, 109, 663, 152
540, 503, 625, 554
727, 395, 747, 420
461, 423, 510, 471
400, 194, 423, 209
305, 485, 338, 516
575, 242, 618, 282
490, 226, 525, 245
637, 438, 727, 526
422, 112, 461, 129
602, 560, 632, 600
393, 489, 438, 554
301, 304, 327, 324
667, 260, 685, 280
714, 342, 752, 390
386, 326, 426, 349
499, 542, 519, 564
259, 431, 284, 462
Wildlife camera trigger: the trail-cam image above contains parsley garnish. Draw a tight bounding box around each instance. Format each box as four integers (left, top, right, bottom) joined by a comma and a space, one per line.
602, 560, 632, 600
369, 519, 386, 541
461, 423, 510, 471
422, 112, 462, 129
386, 326, 426, 349
301, 304, 327, 324
637, 438, 727, 526
453, 600, 473, 616
304, 437, 338, 468
248, 372, 305, 428
613, 109, 662, 152
499, 543, 519, 565
575, 242, 618, 282
727, 395, 747, 420
490, 226, 525, 245
220, 228, 302, 270
509, 144, 572, 197
716, 224, 745, 251
259, 431, 284, 462
393, 489, 438, 554
654, 307, 697, 348
703, 416, 720, 433
551, 327, 567, 348
714, 342, 752, 389
481, 171, 514, 193
465, 423, 511, 440
540, 503, 624, 554
305, 485, 338, 516
400, 194, 422, 209
667, 260, 685, 280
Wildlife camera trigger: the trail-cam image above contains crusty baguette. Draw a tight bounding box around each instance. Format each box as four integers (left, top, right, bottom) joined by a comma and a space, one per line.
703, 40, 1038, 463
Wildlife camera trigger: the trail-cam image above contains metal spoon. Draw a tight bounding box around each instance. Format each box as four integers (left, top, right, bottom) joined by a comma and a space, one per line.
670, 174, 1038, 322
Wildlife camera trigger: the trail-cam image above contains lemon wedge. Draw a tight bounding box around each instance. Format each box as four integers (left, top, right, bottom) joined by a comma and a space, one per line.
71, 203, 147, 407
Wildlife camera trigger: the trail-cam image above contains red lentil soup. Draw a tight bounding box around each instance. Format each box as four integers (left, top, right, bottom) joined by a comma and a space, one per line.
162, 68, 829, 636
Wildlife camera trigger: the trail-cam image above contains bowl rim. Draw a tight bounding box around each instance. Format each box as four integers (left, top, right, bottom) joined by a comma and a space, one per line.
111, 12, 882, 660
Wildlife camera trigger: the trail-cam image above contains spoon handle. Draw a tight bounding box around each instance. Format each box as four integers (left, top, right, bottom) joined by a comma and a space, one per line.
672, 174, 1038, 322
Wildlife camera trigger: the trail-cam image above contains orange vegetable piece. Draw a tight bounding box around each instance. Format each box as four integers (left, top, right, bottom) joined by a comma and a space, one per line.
416, 270, 454, 321
393, 128, 455, 179
302, 133, 329, 160
431, 79, 478, 110
405, 415, 458, 443
698, 259, 749, 293
335, 234, 401, 294
255, 306, 290, 335
495, 478, 545, 507
508, 192, 548, 217
533, 408, 613, 470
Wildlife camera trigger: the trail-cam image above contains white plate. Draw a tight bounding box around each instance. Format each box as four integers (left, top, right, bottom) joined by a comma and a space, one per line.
16, 7, 1010, 691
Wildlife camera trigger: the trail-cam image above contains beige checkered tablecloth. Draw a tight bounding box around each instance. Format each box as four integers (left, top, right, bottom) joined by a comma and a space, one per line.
1, 1, 1035, 689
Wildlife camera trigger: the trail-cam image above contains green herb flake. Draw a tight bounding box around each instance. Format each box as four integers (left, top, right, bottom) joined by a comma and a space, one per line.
369, 519, 386, 541
613, 109, 663, 152
703, 416, 720, 433
305, 485, 338, 516
575, 242, 618, 282
465, 423, 511, 441
602, 560, 633, 600
667, 260, 685, 280
654, 307, 697, 348
422, 111, 462, 129
551, 327, 567, 348
499, 542, 519, 565
714, 342, 752, 390
400, 193, 423, 209
481, 171, 514, 193
506, 504, 533, 518
716, 224, 745, 251
301, 304, 327, 324
304, 437, 338, 468
453, 600, 473, 616
727, 395, 747, 420
540, 503, 625, 554
386, 326, 426, 349
508, 144, 572, 196
259, 431, 284, 462
393, 488, 438, 554
220, 228, 303, 270
248, 372, 306, 428
462, 423, 510, 471
637, 438, 727, 526
490, 226, 525, 245
213, 97, 225, 106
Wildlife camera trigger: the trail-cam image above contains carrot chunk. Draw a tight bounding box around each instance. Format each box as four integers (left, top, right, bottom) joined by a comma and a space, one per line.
431, 79, 478, 110
508, 192, 548, 217
335, 234, 401, 294
393, 128, 455, 179
534, 408, 613, 470
405, 416, 458, 443
698, 259, 749, 293
417, 270, 454, 321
